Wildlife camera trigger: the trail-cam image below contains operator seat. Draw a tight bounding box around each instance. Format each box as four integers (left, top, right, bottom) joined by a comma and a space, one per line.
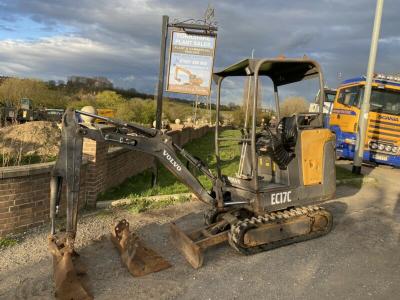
256, 115, 298, 170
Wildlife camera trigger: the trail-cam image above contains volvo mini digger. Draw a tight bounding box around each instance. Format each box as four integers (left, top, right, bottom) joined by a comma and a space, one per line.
49, 57, 336, 299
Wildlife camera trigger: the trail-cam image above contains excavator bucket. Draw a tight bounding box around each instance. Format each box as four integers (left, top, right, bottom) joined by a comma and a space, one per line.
48, 235, 93, 300
110, 219, 171, 277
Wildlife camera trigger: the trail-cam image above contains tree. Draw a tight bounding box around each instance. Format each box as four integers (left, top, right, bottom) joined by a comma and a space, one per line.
0, 78, 67, 108
95, 90, 125, 108
280, 97, 309, 117
231, 108, 245, 127
115, 98, 155, 125
66, 90, 125, 110
66, 93, 97, 110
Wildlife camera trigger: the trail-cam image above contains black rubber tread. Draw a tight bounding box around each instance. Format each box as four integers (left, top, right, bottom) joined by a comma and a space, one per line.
228, 206, 333, 255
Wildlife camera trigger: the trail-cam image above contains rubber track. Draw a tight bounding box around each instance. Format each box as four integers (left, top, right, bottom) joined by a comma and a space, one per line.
228, 206, 333, 255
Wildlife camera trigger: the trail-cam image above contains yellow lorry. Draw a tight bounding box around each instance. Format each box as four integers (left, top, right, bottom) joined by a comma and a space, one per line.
329, 74, 400, 167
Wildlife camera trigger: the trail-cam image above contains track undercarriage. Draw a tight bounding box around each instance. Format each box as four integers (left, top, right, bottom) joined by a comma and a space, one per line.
171, 205, 332, 268
228, 206, 332, 254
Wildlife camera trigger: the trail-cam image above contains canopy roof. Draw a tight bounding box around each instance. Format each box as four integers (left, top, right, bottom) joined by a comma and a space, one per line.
213, 58, 320, 86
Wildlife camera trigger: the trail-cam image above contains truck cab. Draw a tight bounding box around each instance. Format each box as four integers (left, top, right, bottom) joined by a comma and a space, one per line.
329, 74, 400, 167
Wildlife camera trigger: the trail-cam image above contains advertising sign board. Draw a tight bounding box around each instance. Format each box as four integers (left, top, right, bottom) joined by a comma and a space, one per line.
167, 31, 216, 96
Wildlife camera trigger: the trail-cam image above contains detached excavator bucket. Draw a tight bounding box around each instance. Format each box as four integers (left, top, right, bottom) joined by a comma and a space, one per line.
110, 219, 171, 277
48, 235, 93, 300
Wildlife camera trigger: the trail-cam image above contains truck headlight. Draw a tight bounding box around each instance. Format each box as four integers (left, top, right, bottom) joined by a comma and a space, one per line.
344, 138, 356, 145
370, 142, 378, 150
385, 145, 392, 152
392, 146, 398, 153
378, 144, 385, 151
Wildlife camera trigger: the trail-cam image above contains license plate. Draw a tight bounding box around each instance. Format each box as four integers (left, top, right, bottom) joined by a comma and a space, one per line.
373, 154, 388, 161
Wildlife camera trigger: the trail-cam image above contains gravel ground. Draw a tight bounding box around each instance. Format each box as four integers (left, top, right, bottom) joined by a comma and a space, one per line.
0, 163, 399, 300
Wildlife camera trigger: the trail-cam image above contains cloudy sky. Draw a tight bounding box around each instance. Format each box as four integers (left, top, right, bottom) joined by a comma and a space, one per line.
0, 0, 399, 105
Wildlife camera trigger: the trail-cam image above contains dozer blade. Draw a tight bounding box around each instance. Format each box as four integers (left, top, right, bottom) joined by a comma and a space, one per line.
110, 219, 171, 277
48, 235, 93, 300
170, 221, 229, 269
170, 222, 204, 269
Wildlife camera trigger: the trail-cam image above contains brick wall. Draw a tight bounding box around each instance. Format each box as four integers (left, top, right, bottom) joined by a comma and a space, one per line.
0, 162, 87, 237
83, 138, 108, 207
105, 148, 154, 190
0, 125, 214, 237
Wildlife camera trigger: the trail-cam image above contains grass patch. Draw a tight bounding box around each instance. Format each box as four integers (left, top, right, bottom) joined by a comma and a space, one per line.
336, 165, 365, 188
127, 194, 191, 213
0, 237, 18, 248
336, 165, 364, 180
99, 129, 241, 201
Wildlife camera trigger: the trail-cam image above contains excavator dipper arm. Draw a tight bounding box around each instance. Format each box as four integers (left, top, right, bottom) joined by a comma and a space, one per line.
49, 109, 218, 299
49, 110, 91, 300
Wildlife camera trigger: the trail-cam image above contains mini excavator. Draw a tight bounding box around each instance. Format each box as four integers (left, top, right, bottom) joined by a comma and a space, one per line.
49, 57, 336, 299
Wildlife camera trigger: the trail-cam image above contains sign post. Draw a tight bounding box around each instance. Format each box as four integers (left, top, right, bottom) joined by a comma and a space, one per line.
152, 12, 217, 185
152, 15, 169, 186
352, 0, 384, 174
155, 15, 169, 130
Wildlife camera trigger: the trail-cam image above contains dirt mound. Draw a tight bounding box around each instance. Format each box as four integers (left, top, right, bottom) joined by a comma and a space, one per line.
0, 121, 61, 166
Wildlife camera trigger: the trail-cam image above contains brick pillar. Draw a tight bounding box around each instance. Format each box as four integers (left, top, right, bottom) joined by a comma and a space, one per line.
83, 138, 108, 208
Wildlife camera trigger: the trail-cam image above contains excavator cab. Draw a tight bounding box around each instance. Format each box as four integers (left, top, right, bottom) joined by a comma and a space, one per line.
211, 58, 336, 213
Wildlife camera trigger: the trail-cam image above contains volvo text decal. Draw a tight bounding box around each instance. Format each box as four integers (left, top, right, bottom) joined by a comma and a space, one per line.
163, 149, 182, 171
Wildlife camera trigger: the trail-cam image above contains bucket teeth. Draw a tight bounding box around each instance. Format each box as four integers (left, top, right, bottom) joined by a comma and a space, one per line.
48, 234, 93, 300
110, 219, 171, 277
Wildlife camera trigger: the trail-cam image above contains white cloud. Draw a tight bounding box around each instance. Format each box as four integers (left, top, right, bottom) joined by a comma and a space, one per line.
122, 75, 136, 82
379, 36, 400, 45
0, 0, 399, 96
0, 35, 157, 88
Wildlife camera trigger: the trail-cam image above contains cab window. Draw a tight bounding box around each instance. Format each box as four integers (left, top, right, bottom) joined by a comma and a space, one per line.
337, 86, 361, 107
326, 92, 336, 103
367, 88, 400, 115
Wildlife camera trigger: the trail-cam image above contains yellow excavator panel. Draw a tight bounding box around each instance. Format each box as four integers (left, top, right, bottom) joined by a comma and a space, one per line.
301, 129, 334, 185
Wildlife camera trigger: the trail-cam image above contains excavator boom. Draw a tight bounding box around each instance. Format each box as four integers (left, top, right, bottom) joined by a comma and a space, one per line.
49, 109, 218, 299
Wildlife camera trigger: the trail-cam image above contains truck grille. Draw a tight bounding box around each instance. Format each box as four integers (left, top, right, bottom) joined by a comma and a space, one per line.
368, 120, 400, 140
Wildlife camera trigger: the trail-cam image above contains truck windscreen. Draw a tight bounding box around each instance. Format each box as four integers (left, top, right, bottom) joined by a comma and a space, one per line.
365, 88, 400, 116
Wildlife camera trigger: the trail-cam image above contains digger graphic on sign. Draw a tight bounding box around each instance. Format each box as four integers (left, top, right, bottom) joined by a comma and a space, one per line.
174, 66, 204, 87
